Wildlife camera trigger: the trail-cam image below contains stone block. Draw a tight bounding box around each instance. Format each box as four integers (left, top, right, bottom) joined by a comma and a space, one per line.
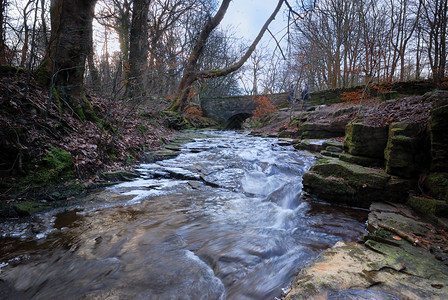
430, 104, 448, 172
344, 123, 389, 158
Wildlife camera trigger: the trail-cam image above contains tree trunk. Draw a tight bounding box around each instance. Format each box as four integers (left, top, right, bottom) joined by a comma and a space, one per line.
42, 0, 97, 118
127, 0, 151, 99
171, 0, 284, 112
0, 0, 7, 64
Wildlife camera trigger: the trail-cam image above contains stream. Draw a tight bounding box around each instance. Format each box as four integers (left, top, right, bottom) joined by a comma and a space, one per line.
0, 131, 368, 299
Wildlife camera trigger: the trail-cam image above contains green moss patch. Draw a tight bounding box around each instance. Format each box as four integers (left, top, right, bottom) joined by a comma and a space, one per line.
22, 145, 74, 188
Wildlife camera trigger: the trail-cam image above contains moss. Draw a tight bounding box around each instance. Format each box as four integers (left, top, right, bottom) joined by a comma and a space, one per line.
82, 95, 100, 122
22, 145, 74, 188
34, 61, 51, 87
407, 195, 448, 216
0, 65, 25, 78
126, 155, 135, 165
379, 91, 399, 101
13, 201, 49, 216
424, 173, 448, 200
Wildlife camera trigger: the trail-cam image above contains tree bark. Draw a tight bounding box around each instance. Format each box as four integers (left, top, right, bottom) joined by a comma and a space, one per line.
171, 0, 284, 112
42, 0, 97, 118
127, 0, 151, 99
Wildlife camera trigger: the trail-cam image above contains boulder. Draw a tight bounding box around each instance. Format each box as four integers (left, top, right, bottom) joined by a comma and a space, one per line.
430, 104, 448, 172
293, 139, 326, 152
384, 122, 429, 178
299, 122, 345, 139
302, 158, 402, 207
344, 123, 389, 159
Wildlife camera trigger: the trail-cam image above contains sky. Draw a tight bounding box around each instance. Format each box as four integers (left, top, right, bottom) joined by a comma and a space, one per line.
219, 0, 288, 47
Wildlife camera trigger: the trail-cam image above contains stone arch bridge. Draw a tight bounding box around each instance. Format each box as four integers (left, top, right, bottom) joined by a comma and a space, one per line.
200, 93, 288, 129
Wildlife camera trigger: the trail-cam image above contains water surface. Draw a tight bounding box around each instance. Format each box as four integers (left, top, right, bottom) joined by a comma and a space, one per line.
0, 131, 367, 299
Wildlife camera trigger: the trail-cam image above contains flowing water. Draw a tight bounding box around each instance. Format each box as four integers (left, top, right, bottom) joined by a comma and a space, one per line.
0, 131, 367, 299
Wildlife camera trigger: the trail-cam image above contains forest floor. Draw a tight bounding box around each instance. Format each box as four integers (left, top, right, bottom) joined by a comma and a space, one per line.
0, 68, 175, 216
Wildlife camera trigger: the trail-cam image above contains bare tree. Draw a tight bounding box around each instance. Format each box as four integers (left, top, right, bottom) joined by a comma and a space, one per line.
388, 0, 421, 81
0, 0, 7, 64
96, 0, 132, 94
170, 0, 285, 112
421, 0, 448, 83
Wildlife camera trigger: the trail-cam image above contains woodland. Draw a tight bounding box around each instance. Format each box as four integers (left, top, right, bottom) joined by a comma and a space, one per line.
0, 0, 447, 205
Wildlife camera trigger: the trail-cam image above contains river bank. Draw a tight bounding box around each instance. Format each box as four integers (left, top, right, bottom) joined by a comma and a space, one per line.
271, 88, 448, 299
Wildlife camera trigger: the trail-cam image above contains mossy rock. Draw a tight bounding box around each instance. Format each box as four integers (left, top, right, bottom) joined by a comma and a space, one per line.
299, 122, 345, 139
13, 201, 49, 217
0, 65, 25, 77
430, 104, 448, 172
344, 123, 389, 158
309, 158, 390, 189
339, 153, 384, 167
34, 61, 51, 87
423, 172, 448, 200
320, 150, 341, 158
322, 140, 343, 149
407, 194, 448, 217
303, 158, 393, 206
293, 139, 324, 152
379, 91, 399, 101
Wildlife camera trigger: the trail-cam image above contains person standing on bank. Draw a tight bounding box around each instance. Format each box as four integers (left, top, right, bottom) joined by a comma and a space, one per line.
288, 84, 295, 105
302, 82, 310, 101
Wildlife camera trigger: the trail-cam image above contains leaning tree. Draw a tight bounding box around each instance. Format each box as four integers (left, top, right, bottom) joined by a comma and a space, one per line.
169, 0, 285, 113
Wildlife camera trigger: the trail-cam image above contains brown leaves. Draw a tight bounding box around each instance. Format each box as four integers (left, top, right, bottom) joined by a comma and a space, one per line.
0, 71, 172, 181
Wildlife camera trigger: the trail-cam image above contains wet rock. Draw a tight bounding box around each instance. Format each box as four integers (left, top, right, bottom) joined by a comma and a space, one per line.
408, 194, 448, 217
285, 202, 448, 300
321, 140, 343, 158
100, 170, 140, 182
344, 123, 389, 159
303, 158, 393, 207
293, 139, 326, 152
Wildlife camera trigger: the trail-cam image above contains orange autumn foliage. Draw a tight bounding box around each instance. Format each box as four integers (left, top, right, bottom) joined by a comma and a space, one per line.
341, 89, 364, 101
184, 106, 203, 119
372, 81, 393, 94
252, 95, 277, 118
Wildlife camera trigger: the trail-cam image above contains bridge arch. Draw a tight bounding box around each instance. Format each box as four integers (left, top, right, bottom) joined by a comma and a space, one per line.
200, 93, 288, 128
226, 113, 253, 129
